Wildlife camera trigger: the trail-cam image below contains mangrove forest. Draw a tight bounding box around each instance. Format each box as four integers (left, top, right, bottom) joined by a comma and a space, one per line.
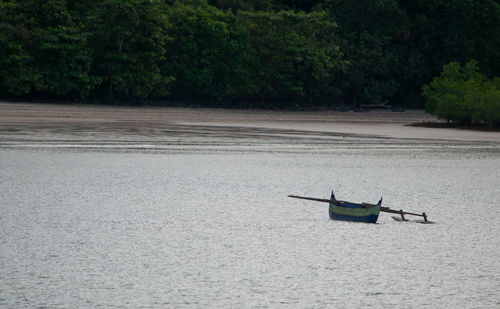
1, 0, 499, 125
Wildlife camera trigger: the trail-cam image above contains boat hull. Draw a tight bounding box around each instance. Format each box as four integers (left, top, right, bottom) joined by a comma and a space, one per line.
329, 201, 381, 223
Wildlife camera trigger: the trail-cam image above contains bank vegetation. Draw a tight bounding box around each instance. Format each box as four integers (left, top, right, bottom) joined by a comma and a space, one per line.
1, 0, 499, 127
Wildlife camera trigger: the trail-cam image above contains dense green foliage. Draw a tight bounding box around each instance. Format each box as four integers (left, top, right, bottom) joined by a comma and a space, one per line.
237, 10, 346, 107
423, 61, 500, 127
86, 0, 173, 98
165, 1, 257, 101
1, 0, 499, 112
324, 0, 411, 105
0, 0, 99, 97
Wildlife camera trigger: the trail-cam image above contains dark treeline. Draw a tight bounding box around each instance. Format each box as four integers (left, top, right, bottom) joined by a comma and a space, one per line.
1, 0, 499, 110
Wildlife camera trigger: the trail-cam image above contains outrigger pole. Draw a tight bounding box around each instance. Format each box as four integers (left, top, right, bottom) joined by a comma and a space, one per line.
379, 206, 429, 222
287, 195, 433, 223
288, 195, 335, 203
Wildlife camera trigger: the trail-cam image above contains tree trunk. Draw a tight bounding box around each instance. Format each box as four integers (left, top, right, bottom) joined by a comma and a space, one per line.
108, 78, 113, 101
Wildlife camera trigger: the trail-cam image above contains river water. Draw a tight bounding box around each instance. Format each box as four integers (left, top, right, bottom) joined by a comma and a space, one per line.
1, 126, 499, 308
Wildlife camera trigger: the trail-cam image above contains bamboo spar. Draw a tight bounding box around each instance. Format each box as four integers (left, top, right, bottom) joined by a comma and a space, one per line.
287, 194, 430, 222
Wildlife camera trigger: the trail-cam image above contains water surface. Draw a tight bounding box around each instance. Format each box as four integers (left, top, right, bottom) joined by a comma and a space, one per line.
1, 144, 499, 308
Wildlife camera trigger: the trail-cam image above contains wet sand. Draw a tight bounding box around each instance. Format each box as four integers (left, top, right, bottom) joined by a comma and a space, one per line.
1, 102, 499, 149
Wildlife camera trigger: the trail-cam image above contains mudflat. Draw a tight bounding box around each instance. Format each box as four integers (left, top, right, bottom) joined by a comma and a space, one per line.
1, 101, 499, 149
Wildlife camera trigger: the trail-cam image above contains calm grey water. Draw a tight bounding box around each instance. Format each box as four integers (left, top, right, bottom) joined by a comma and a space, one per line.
1, 145, 499, 308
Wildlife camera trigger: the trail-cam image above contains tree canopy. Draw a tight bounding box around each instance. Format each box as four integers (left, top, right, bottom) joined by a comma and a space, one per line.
1, 0, 499, 113
423, 60, 500, 128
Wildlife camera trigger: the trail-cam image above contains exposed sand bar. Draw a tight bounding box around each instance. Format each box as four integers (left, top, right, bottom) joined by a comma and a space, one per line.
1, 102, 499, 150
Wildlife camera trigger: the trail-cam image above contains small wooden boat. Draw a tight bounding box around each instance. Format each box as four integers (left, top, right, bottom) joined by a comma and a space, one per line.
288, 191, 433, 224
329, 192, 382, 223
289, 191, 382, 223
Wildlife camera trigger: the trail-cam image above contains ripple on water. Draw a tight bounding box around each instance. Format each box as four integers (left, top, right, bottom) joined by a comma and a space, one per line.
0, 147, 499, 308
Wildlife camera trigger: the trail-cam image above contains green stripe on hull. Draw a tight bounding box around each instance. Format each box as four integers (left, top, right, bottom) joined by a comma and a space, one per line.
330, 204, 381, 217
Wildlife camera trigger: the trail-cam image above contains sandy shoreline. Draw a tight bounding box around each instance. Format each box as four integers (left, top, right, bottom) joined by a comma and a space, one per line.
1, 102, 499, 149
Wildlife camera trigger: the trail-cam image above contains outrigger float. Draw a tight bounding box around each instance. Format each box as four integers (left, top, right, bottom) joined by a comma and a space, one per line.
288, 191, 433, 224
